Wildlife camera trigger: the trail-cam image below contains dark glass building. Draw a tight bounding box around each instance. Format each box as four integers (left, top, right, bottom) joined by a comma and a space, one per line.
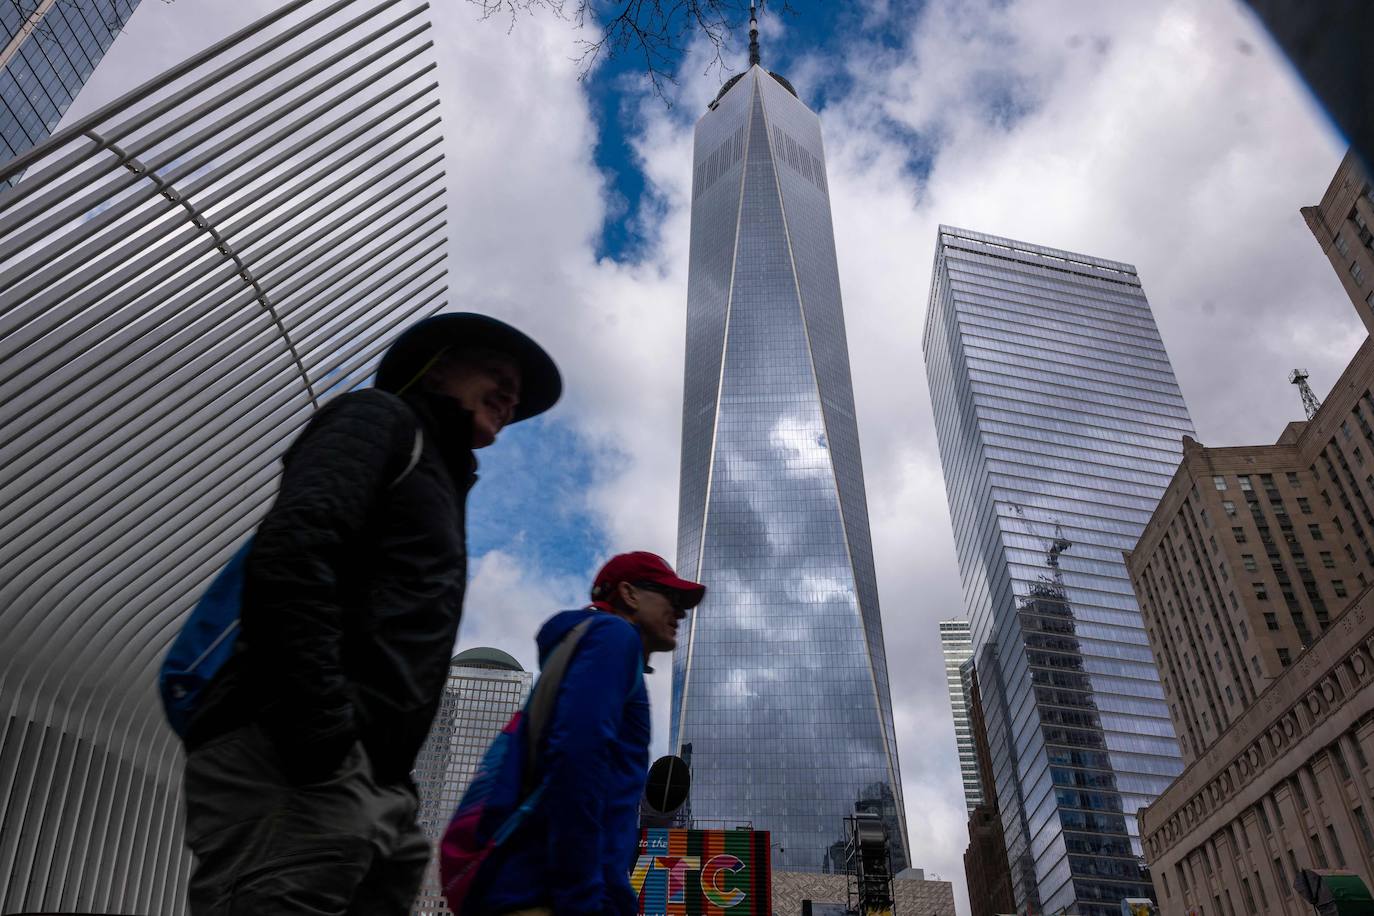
671, 59, 908, 871
1, 0, 142, 181
923, 227, 1191, 915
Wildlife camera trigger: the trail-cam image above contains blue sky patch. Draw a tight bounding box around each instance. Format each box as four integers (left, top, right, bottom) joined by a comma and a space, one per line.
585, 0, 926, 261
466, 414, 610, 582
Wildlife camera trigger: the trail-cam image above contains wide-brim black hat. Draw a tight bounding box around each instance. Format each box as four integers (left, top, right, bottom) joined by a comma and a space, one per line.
374, 312, 562, 422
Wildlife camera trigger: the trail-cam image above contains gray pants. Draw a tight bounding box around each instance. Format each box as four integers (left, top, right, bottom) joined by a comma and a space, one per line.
183, 724, 429, 916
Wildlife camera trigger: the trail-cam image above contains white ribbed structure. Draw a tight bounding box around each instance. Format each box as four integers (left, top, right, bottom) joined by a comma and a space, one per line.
0, 1, 447, 910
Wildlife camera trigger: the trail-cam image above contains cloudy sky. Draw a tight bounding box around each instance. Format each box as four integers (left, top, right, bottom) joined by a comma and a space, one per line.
64, 0, 1361, 911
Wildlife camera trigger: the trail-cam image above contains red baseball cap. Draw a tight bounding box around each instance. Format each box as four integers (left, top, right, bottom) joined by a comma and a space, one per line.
590, 552, 706, 609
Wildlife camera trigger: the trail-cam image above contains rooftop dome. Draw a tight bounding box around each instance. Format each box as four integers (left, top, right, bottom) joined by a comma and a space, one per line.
768, 71, 797, 98
713, 72, 746, 105
451, 647, 523, 672
710, 67, 798, 107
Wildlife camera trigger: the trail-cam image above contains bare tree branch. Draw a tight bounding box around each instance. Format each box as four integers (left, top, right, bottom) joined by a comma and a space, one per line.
464, 0, 794, 105
5, 0, 159, 50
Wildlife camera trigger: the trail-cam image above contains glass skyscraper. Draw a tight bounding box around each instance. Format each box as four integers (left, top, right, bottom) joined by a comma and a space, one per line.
672, 58, 908, 872
939, 619, 981, 812
923, 227, 1191, 916
1, 0, 141, 182
412, 649, 532, 916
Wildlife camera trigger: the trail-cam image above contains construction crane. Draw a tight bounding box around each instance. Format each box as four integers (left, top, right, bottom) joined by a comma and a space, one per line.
1289, 368, 1322, 420
1009, 504, 1072, 579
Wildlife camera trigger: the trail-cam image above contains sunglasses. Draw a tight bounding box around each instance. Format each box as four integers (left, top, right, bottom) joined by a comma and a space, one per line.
631, 581, 689, 612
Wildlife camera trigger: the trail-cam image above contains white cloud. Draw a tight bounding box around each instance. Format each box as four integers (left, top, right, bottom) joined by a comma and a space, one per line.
63, 1, 1362, 914
459, 548, 586, 670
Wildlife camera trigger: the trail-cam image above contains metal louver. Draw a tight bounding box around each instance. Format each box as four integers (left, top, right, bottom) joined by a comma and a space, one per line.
0, 0, 447, 911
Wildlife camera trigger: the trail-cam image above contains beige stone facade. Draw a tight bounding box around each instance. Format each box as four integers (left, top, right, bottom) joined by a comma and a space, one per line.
1302, 149, 1374, 336
1125, 310, 1374, 913
770, 871, 956, 916
1127, 338, 1374, 763
1136, 586, 1374, 915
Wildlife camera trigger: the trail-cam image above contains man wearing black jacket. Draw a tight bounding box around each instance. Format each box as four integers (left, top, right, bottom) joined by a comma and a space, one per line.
180, 313, 561, 916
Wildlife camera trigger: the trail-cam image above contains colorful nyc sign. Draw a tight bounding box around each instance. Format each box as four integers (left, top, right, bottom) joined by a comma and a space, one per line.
634, 827, 773, 916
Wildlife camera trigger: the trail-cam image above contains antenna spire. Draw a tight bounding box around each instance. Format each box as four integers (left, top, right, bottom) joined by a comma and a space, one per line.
748, 1, 760, 67
1289, 368, 1322, 420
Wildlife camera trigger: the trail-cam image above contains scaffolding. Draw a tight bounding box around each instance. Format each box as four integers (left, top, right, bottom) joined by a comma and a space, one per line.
845, 812, 894, 916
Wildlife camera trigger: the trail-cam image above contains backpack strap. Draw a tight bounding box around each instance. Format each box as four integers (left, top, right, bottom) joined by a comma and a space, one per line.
521, 618, 596, 794
388, 428, 424, 488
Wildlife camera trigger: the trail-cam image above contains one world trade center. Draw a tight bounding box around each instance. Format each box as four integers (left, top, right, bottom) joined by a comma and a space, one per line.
671, 19, 909, 872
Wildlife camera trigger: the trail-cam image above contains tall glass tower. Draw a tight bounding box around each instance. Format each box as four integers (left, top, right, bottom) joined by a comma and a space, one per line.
412, 649, 532, 916
1, 0, 142, 183
939, 619, 981, 812
923, 227, 1191, 916
671, 40, 908, 872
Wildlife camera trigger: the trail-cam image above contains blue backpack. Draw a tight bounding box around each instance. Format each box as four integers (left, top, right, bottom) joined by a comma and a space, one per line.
158, 428, 424, 738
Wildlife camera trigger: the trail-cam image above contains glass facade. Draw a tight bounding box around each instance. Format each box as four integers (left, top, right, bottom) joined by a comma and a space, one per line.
922, 227, 1191, 916
411, 650, 532, 916
1, 0, 141, 182
939, 619, 981, 811
672, 65, 908, 873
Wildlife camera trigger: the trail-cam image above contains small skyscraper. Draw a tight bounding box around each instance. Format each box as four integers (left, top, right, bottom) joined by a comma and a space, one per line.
672, 14, 908, 872
939, 619, 981, 812
1, 0, 144, 184
411, 648, 532, 916
923, 227, 1192, 916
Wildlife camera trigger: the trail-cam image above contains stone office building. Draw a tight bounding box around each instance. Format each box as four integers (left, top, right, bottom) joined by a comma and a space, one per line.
1131, 583, 1374, 916
1129, 150, 1374, 914
771, 869, 955, 916
1125, 422, 1371, 765
1302, 149, 1374, 337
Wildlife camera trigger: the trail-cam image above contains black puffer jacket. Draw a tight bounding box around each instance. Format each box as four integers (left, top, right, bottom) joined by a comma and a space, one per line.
187, 388, 476, 785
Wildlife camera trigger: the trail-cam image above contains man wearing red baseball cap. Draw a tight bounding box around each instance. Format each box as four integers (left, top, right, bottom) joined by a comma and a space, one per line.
586, 551, 707, 657
469, 552, 704, 916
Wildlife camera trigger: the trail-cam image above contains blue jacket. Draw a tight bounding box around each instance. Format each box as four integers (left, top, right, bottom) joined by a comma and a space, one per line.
479, 609, 650, 916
